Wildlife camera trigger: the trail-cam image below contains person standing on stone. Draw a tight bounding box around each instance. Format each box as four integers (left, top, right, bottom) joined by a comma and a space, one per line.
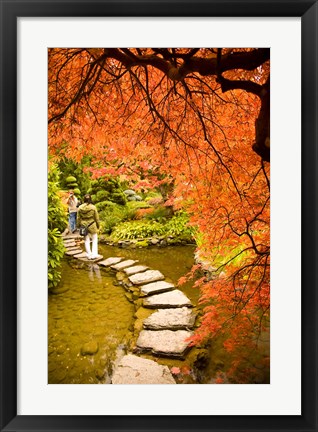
67, 190, 78, 233
77, 194, 100, 259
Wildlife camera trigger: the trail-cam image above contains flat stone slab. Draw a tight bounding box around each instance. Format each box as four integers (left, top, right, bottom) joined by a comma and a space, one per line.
77, 254, 103, 263
99, 257, 123, 267
63, 241, 76, 247
111, 259, 138, 271
140, 281, 175, 296
65, 249, 83, 256
65, 245, 80, 251
129, 270, 164, 285
143, 307, 196, 330
136, 330, 193, 358
123, 265, 149, 276
143, 290, 192, 308
73, 252, 88, 258
112, 354, 175, 384
63, 233, 81, 240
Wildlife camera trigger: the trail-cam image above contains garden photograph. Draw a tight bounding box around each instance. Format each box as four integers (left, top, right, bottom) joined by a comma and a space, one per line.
48, 47, 270, 385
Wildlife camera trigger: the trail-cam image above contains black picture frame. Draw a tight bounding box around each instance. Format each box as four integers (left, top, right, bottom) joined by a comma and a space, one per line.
1, 1, 317, 431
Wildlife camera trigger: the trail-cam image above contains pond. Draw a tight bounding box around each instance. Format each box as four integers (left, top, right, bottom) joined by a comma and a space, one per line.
48, 244, 200, 384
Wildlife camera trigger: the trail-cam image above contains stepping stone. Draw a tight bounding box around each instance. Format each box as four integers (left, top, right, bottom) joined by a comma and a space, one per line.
65, 245, 80, 251
65, 249, 83, 256
136, 330, 193, 358
73, 252, 88, 259
143, 307, 196, 330
77, 254, 103, 263
99, 257, 123, 267
123, 265, 149, 276
111, 354, 175, 384
64, 233, 81, 240
111, 259, 138, 271
129, 270, 164, 285
63, 241, 76, 247
140, 281, 175, 296
143, 290, 192, 308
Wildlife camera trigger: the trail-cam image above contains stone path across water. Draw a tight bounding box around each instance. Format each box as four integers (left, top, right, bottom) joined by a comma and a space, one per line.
111, 354, 176, 384
143, 307, 196, 330
62, 234, 104, 263
62, 234, 195, 384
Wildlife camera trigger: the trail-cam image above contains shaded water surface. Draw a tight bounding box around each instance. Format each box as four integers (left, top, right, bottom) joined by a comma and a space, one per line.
48, 245, 197, 384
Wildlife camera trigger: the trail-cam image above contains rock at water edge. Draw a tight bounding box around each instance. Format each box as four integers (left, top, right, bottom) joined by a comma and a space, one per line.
111, 354, 175, 384
140, 280, 175, 296
136, 330, 193, 358
81, 341, 99, 356
143, 290, 192, 308
123, 265, 149, 276
143, 307, 196, 330
111, 259, 138, 271
129, 270, 164, 285
99, 257, 123, 267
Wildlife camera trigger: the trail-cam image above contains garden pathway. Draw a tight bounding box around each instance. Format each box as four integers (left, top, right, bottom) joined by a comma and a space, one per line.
62, 233, 195, 384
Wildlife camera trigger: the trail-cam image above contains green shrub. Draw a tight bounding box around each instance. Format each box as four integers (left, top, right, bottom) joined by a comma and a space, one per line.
66, 175, 77, 184
95, 200, 112, 212
96, 190, 109, 202
48, 163, 67, 289
89, 176, 127, 206
111, 191, 127, 205
144, 191, 163, 200
165, 211, 196, 241
144, 205, 172, 222
127, 201, 151, 210
58, 157, 92, 194
99, 202, 130, 233
111, 220, 166, 240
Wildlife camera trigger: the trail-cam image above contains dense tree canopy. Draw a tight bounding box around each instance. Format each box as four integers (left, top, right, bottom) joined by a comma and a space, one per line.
49, 48, 270, 380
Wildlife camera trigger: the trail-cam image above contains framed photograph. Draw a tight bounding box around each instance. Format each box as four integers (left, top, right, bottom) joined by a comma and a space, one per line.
1, 1, 317, 431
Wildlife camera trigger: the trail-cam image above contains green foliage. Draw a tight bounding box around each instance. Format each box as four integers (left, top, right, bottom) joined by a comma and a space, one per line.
127, 201, 151, 210
95, 200, 113, 212
58, 157, 91, 195
66, 175, 77, 184
110, 211, 196, 244
144, 205, 172, 222
111, 220, 165, 240
111, 191, 127, 205
89, 176, 127, 206
96, 190, 109, 202
48, 163, 67, 289
99, 202, 131, 233
165, 211, 196, 240
67, 182, 78, 188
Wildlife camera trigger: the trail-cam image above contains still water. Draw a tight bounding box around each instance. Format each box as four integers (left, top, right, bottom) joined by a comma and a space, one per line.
48, 244, 198, 384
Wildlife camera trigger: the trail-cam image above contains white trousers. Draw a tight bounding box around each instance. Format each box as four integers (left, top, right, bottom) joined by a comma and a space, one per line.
84, 233, 98, 258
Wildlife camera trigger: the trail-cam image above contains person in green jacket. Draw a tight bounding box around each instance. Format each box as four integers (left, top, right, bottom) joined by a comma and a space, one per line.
77, 194, 100, 259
